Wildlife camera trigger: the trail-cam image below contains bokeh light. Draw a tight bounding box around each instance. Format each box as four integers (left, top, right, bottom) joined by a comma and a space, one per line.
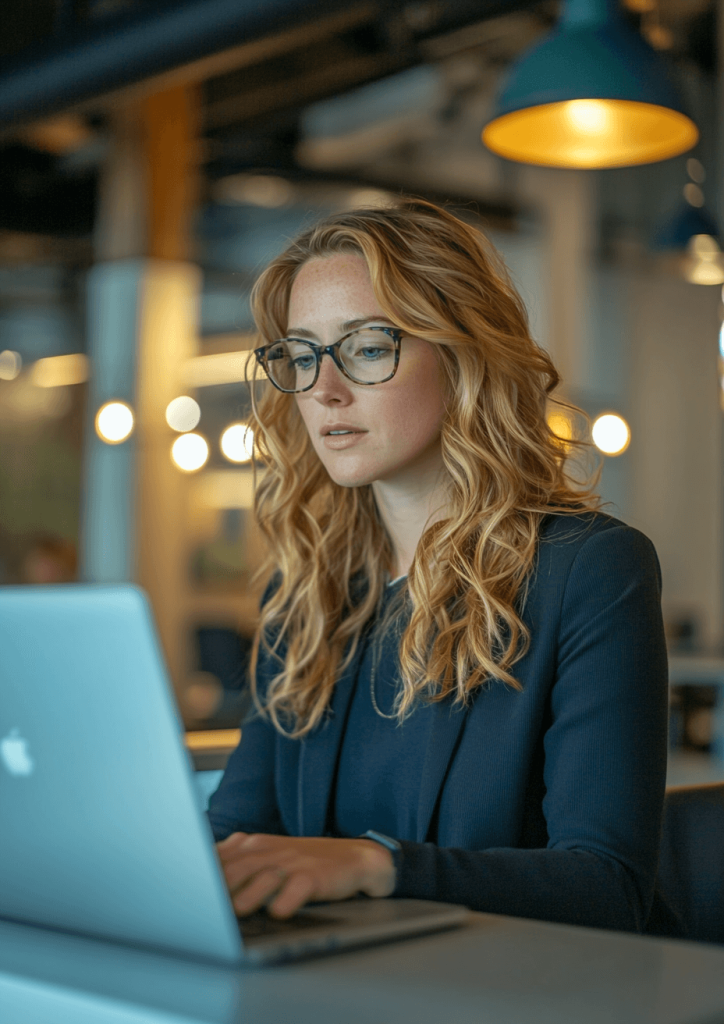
683, 183, 705, 208
592, 413, 630, 455
683, 235, 724, 286
166, 395, 201, 432
346, 188, 392, 208
171, 432, 209, 472
214, 174, 294, 207
0, 350, 22, 381
31, 353, 88, 387
687, 157, 705, 183
220, 423, 254, 463
546, 410, 574, 447
95, 401, 134, 444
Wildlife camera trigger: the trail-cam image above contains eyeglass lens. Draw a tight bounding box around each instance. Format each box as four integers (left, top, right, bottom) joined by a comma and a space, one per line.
265, 329, 397, 391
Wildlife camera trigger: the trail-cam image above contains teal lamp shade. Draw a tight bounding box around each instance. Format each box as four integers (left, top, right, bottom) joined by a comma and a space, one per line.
482, 0, 698, 168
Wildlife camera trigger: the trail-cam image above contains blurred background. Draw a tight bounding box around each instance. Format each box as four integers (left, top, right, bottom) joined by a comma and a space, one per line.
1, 0, 723, 778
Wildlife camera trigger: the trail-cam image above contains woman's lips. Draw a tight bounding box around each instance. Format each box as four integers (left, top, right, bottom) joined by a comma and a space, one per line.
321, 430, 367, 450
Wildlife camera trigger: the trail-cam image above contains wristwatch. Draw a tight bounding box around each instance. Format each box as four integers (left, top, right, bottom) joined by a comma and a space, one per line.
359, 829, 403, 884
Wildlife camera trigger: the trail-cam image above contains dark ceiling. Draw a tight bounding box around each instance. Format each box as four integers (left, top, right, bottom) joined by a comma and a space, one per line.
0, 0, 716, 238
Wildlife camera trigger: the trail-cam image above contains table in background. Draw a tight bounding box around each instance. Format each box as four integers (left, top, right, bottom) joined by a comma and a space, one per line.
668, 655, 724, 760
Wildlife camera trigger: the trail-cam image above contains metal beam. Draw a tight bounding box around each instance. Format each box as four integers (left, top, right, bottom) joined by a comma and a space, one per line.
0, 0, 381, 129
0, 0, 536, 132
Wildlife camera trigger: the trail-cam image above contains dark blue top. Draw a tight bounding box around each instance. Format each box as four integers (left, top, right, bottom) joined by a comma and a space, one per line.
331, 578, 437, 840
208, 513, 681, 936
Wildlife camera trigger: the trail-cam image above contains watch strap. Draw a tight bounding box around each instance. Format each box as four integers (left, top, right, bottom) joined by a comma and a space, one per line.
359, 829, 403, 886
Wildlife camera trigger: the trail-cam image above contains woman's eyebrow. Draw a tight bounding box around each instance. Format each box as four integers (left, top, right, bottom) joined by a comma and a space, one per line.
284, 327, 318, 339
341, 316, 395, 331
285, 317, 394, 338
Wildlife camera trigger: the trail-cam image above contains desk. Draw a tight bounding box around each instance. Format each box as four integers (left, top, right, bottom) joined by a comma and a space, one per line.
1, 913, 724, 1024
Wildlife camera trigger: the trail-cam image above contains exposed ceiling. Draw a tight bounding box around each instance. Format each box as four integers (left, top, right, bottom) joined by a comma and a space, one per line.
0, 0, 717, 248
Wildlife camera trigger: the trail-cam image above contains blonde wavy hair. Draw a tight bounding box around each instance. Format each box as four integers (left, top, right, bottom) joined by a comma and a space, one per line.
247, 197, 599, 738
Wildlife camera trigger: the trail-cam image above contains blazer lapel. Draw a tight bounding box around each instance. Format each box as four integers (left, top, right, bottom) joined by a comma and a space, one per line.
415, 698, 469, 842
296, 646, 364, 836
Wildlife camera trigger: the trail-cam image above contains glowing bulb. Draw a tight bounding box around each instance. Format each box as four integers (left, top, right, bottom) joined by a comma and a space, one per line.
171, 432, 209, 472
220, 423, 254, 463
166, 396, 201, 432
95, 401, 134, 444
0, 350, 22, 381
563, 100, 610, 134
592, 413, 630, 456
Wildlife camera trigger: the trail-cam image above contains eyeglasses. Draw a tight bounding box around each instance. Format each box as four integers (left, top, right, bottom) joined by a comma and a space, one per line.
254, 326, 403, 394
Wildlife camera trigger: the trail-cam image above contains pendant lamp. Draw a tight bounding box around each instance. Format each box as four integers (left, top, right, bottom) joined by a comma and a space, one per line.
482, 0, 698, 168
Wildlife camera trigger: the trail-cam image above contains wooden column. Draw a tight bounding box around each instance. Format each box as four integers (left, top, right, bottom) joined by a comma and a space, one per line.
85, 84, 201, 697
135, 85, 201, 693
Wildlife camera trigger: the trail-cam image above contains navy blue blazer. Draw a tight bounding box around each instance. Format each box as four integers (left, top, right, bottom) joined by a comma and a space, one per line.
208, 512, 676, 935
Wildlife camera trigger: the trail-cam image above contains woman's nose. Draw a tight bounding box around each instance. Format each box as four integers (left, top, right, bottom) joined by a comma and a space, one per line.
311, 352, 352, 404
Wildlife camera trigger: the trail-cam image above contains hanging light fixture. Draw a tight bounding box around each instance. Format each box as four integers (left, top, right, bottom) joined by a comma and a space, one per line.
482, 0, 698, 169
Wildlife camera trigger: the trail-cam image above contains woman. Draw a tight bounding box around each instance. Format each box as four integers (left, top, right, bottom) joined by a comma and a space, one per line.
209, 198, 675, 935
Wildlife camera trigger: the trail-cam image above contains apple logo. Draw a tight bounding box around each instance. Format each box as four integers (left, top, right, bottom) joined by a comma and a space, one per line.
0, 728, 34, 777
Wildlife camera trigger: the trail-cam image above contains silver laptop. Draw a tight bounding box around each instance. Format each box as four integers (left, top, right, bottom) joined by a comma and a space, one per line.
0, 584, 469, 965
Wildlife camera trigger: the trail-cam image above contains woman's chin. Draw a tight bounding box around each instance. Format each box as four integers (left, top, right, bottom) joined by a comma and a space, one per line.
319, 457, 379, 489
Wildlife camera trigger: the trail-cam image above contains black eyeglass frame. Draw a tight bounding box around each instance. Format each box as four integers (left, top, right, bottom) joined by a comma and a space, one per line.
254, 326, 403, 394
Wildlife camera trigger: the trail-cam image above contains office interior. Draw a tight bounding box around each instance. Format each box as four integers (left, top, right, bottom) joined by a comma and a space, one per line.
0, 2, 723, 823
4, 3, 724, 1020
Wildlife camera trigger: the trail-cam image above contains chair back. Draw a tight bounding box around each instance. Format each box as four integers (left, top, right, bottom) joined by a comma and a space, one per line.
658, 782, 724, 944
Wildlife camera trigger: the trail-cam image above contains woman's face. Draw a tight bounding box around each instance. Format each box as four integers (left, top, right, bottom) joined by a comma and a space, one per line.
287, 254, 446, 490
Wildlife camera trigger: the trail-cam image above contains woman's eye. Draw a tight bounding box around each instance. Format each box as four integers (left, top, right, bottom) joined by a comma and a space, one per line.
291, 354, 315, 370
355, 346, 390, 360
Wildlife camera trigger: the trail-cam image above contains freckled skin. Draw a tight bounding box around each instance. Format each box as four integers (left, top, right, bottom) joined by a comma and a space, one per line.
289, 255, 447, 492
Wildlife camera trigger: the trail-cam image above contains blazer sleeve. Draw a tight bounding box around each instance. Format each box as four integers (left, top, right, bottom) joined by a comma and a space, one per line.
391, 523, 670, 933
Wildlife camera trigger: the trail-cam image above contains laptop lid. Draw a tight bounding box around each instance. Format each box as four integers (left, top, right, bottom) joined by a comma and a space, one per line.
0, 585, 242, 964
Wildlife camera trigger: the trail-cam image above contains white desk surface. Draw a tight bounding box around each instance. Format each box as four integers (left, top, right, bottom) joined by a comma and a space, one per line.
1, 910, 724, 1024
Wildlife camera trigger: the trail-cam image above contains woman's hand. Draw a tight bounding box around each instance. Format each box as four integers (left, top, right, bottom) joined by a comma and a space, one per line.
215, 833, 396, 918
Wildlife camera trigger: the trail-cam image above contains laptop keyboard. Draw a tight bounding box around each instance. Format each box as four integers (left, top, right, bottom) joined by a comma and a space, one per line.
239, 908, 343, 939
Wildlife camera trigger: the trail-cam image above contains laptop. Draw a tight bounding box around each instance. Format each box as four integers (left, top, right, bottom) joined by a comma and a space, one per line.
0, 585, 470, 965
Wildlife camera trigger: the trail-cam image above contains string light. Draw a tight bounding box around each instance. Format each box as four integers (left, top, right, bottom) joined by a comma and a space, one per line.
95, 401, 134, 444
171, 432, 209, 472
166, 396, 201, 432
220, 424, 255, 463
592, 413, 630, 455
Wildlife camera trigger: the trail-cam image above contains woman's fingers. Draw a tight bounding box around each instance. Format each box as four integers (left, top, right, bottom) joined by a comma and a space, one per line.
214, 833, 393, 916
231, 865, 290, 916
267, 872, 317, 919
